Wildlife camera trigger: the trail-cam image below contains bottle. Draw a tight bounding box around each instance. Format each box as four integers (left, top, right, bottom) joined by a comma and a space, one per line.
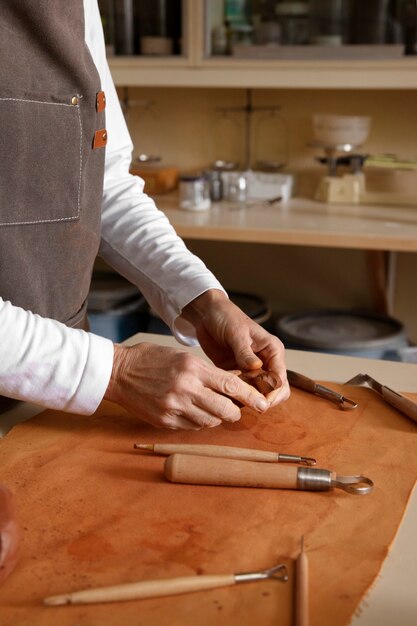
98, 0, 116, 56
205, 170, 224, 201
114, 0, 134, 55
224, 0, 250, 26
212, 24, 229, 55
351, 0, 389, 44
400, 0, 417, 54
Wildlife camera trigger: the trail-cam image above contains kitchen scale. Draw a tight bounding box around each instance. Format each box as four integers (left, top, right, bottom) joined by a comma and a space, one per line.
314, 145, 417, 207
311, 113, 417, 207
313, 140, 367, 204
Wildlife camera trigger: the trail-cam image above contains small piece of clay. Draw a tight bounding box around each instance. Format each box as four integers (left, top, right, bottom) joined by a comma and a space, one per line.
239, 369, 282, 395
0, 484, 20, 585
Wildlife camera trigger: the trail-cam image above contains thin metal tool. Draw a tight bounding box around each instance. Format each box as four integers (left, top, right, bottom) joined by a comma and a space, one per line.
134, 443, 316, 466
44, 561, 288, 606
344, 373, 417, 425
287, 370, 358, 410
164, 454, 374, 495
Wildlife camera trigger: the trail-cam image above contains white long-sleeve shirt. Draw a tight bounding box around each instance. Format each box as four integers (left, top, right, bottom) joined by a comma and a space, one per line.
0, 0, 223, 417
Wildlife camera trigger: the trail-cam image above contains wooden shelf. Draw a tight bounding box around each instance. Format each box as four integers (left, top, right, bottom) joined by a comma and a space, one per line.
108, 56, 417, 90
154, 193, 417, 252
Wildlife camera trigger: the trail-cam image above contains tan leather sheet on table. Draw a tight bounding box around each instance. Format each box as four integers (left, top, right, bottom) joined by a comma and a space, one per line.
0, 384, 416, 626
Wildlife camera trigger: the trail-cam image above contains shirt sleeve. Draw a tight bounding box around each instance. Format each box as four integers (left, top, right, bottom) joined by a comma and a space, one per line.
85, 1, 226, 346
0, 298, 114, 415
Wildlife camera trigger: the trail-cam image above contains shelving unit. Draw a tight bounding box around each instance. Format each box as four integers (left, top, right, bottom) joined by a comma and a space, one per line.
108, 0, 417, 89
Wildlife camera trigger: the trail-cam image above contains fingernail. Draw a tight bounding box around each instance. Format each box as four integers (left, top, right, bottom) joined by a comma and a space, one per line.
255, 398, 269, 412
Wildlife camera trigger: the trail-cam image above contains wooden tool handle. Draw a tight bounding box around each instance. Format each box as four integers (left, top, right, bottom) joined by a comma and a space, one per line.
0, 484, 20, 585
44, 574, 236, 606
287, 371, 316, 393
295, 548, 309, 626
381, 386, 417, 424
153, 443, 279, 463
164, 454, 299, 489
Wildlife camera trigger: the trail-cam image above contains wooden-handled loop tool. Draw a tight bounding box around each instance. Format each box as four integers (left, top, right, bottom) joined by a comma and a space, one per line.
287, 370, 358, 410
134, 443, 317, 466
44, 561, 288, 606
164, 454, 374, 495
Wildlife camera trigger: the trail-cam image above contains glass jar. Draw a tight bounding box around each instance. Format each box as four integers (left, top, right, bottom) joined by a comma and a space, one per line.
179, 175, 211, 211
231, 23, 254, 48
253, 19, 282, 45
275, 2, 309, 45
308, 0, 351, 46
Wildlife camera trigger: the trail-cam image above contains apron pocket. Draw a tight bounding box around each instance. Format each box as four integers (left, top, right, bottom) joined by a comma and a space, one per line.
0, 94, 83, 226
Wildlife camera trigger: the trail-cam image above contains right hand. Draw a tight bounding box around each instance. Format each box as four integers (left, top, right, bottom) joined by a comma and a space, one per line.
104, 342, 271, 430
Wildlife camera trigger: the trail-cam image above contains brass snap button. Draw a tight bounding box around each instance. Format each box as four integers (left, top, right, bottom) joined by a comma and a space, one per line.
71, 96, 79, 106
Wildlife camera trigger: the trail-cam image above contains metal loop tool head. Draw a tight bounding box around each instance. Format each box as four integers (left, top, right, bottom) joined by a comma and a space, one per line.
297, 467, 374, 495
234, 563, 288, 584
332, 474, 374, 495
314, 384, 358, 410
337, 396, 359, 411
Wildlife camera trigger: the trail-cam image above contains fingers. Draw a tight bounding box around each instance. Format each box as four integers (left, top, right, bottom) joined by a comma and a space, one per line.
159, 354, 262, 422
211, 370, 270, 413
232, 346, 263, 371
156, 413, 222, 431
265, 378, 291, 406
262, 357, 291, 407
108, 340, 288, 431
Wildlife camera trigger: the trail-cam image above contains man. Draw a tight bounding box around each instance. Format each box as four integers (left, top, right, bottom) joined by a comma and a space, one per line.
0, 1, 289, 430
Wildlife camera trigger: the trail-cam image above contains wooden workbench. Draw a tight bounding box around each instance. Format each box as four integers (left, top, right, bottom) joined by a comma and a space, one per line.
128, 334, 417, 626
2, 333, 416, 625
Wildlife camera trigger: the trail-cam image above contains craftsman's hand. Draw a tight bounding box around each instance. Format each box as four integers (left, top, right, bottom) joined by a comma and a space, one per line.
181, 289, 290, 407
104, 342, 271, 430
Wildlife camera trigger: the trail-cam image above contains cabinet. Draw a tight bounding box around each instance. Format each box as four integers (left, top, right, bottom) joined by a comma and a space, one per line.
107, 0, 417, 89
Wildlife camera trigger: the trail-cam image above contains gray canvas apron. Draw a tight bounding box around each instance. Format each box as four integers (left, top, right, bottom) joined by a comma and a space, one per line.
0, 1, 107, 411
0, 0, 105, 326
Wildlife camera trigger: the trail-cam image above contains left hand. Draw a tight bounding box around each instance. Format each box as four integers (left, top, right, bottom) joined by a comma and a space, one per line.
182, 290, 290, 407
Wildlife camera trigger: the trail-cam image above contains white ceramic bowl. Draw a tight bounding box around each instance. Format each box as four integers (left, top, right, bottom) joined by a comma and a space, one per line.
312, 114, 371, 147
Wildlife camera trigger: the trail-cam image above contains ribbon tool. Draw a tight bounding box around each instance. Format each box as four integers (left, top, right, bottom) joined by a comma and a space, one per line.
344, 373, 417, 424
44, 561, 288, 606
